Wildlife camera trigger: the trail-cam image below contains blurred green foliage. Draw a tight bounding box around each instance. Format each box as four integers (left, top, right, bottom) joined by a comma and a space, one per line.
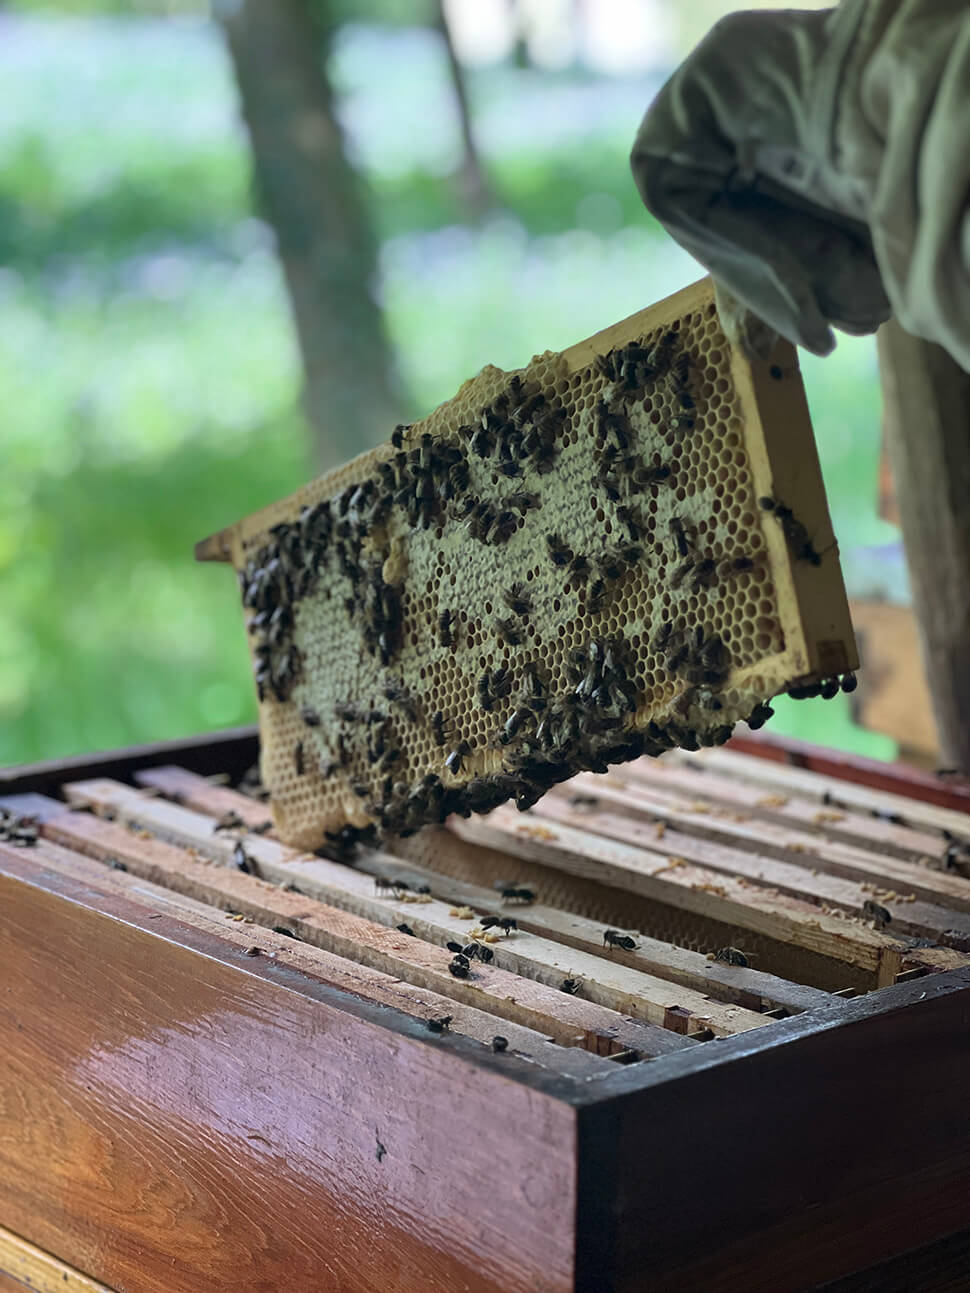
2, 14, 896, 766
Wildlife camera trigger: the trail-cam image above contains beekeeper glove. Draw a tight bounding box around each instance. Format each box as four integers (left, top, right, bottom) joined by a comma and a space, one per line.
630, 0, 970, 372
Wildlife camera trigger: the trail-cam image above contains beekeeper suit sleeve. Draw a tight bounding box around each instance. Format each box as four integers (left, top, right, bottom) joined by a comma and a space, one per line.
630, 1, 970, 371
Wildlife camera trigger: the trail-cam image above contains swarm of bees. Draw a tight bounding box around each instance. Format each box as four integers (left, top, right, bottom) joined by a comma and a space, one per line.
234, 306, 853, 851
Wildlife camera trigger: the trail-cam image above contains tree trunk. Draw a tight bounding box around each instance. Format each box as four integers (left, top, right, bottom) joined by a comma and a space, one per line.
216, 0, 402, 470
878, 319, 970, 771
434, 0, 491, 218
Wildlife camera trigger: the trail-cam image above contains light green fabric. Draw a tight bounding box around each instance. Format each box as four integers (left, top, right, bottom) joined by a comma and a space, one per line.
631, 1, 970, 371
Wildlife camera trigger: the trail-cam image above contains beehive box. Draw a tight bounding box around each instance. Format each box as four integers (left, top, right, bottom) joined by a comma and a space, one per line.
5, 727, 970, 1292
197, 278, 856, 850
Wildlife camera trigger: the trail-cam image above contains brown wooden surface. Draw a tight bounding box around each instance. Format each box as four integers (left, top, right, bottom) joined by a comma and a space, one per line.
0, 725, 259, 798
0, 850, 578, 1293
878, 319, 970, 773
849, 600, 939, 760
820, 1226, 970, 1292
577, 968, 970, 1292
729, 729, 970, 814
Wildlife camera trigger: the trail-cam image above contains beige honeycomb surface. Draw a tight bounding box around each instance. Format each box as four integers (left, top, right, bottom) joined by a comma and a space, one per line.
197, 277, 857, 852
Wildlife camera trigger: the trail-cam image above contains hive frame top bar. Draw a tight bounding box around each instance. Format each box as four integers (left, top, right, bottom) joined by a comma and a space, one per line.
196, 277, 857, 848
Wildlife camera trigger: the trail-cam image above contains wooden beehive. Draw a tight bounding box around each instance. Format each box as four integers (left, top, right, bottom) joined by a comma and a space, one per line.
196, 279, 857, 850
4, 728, 970, 1291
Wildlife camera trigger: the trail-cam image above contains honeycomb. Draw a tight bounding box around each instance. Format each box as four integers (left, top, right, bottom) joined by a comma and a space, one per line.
197, 278, 857, 853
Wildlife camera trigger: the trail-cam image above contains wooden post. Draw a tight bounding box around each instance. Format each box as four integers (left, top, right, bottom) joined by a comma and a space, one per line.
878, 320, 970, 772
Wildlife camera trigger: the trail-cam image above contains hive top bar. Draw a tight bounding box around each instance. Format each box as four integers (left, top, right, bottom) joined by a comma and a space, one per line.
197, 277, 856, 853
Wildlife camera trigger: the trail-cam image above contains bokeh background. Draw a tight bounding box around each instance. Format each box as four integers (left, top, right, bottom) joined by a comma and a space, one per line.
3, 0, 905, 767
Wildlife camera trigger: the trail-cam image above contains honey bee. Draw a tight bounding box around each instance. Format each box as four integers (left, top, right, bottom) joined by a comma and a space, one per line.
383, 680, 419, 723
546, 533, 573, 567
487, 509, 519, 545
495, 617, 523, 647
431, 710, 450, 747
294, 741, 305, 776
587, 578, 608, 614
603, 928, 637, 951
720, 554, 755, 576
479, 915, 517, 935
647, 329, 678, 376
445, 740, 471, 775
669, 516, 692, 558
438, 609, 455, 648
477, 672, 494, 711
502, 582, 533, 617
499, 707, 533, 746
300, 705, 321, 727
506, 491, 539, 513
714, 946, 748, 967
746, 701, 775, 730
495, 883, 535, 904
334, 701, 364, 722
863, 899, 892, 930
615, 506, 643, 542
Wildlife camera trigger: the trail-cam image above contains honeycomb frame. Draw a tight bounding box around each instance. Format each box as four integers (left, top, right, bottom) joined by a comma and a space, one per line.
197, 278, 857, 852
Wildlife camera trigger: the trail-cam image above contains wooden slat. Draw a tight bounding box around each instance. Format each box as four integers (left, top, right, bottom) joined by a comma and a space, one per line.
137, 764, 275, 832
641, 753, 945, 861
65, 778, 765, 1038
53, 785, 701, 1053
137, 766, 834, 1015
0, 849, 579, 1293
726, 728, 970, 813
15, 832, 608, 1079
699, 746, 970, 839
539, 782, 970, 948
450, 807, 956, 987
559, 768, 970, 924
0, 1225, 109, 1293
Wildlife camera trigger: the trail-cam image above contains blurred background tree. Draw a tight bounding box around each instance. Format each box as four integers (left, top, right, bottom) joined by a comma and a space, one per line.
2, 0, 901, 766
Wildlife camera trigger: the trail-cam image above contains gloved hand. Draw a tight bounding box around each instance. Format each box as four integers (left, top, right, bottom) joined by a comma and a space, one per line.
630, 0, 970, 372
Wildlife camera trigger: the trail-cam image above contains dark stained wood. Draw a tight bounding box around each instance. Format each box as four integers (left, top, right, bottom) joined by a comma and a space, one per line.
577, 969, 970, 1292
0, 726, 259, 798
820, 1226, 970, 1292
0, 851, 578, 1293
729, 729, 970, 814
